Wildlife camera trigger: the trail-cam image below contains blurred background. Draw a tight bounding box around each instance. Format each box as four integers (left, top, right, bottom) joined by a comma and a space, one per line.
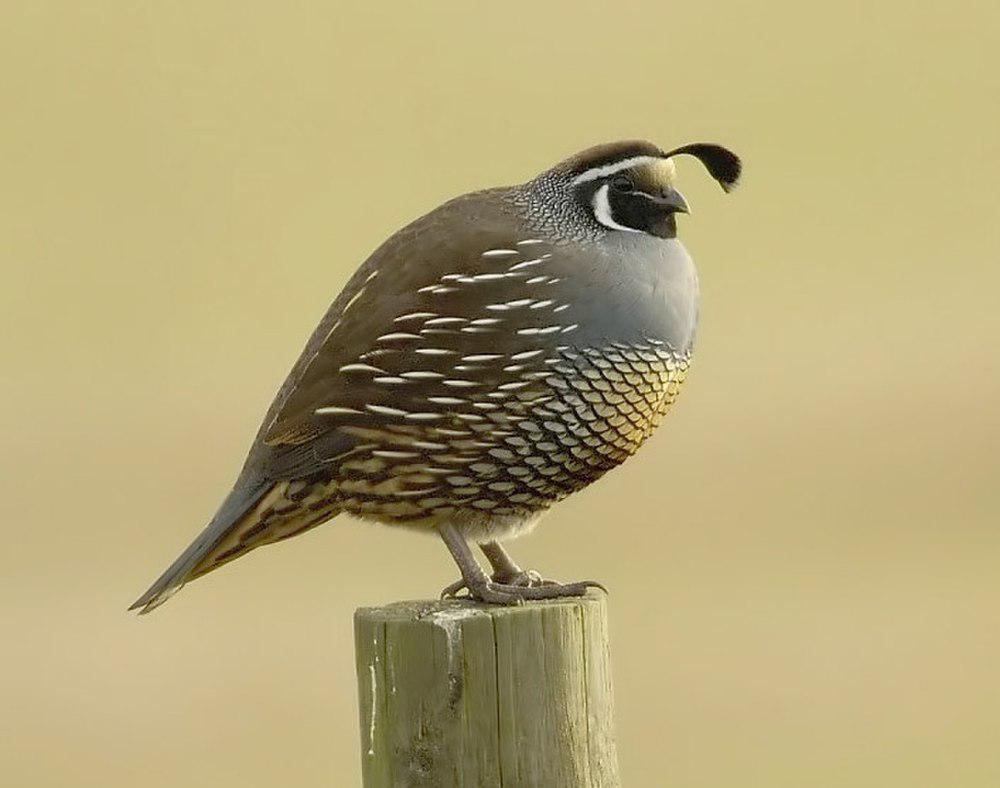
1, 2, 998, 786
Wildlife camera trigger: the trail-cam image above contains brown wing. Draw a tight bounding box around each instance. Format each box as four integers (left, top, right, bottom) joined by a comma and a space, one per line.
252, 189, 583, 479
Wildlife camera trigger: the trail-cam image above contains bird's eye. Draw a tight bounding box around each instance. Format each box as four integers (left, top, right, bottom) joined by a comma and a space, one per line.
610, 175, 634, 192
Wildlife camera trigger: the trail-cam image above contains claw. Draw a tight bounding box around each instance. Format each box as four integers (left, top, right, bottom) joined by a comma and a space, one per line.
440, 578, 469, 599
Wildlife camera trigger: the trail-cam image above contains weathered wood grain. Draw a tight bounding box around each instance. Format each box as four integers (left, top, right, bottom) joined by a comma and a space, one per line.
354, 592, 620, 787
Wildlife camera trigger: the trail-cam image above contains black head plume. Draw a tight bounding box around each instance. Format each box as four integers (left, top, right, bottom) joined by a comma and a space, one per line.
661, 143, 742, 192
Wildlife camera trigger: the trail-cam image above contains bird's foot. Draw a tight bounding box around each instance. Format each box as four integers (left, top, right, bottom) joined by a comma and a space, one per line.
493, 567, 548, 587
439, 569, 543, 599
440, 573, 606, 605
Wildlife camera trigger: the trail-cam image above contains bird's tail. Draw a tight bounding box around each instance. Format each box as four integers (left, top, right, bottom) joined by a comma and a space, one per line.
129, 479, 338, 614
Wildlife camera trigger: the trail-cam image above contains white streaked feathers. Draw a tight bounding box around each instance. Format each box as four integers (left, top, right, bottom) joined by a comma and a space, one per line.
315, 406, 362, 416
314, 240, 582, 423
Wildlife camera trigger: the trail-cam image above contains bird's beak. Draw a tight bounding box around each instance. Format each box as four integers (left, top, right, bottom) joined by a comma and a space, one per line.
655, 187, 690, 215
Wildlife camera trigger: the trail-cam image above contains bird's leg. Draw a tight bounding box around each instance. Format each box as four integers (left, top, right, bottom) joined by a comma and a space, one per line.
437, 523, 524, 605
438, 524, 607, 603
480, 540, 607, 597
479, 541, 552, 587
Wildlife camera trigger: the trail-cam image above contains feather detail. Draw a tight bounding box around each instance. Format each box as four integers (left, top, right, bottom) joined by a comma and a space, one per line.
129, 480, 339, 614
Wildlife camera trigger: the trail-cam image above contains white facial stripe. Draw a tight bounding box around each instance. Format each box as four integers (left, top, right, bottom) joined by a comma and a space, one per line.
591, 183, 641, 233
571, 155, 663, 185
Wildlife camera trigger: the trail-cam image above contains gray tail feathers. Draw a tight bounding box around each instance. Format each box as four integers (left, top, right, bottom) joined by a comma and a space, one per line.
129, 479, 271, 615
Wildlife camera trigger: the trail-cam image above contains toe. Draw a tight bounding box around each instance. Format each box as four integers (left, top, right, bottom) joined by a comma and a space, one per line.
439, 578, 469, 599
491, 569, 559, 588
498, 580, 607, 600
470, 581, 525, 606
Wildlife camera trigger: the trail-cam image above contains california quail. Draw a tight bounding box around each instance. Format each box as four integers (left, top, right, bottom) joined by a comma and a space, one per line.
131, 140, 740, 612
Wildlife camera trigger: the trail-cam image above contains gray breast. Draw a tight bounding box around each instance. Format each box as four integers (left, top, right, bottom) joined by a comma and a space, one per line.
565, 234, 699, 355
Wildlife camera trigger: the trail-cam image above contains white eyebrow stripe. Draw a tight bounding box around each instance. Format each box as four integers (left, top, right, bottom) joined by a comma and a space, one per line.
571, 155, 663, 184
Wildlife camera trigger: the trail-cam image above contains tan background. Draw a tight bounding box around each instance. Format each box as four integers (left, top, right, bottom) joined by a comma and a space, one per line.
2, 2, 998, 786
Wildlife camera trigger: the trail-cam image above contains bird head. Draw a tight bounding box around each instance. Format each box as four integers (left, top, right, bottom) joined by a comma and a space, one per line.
551, 140, 741, 238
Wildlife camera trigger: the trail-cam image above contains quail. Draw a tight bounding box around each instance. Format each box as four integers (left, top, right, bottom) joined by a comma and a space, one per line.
130, 140, 740, 613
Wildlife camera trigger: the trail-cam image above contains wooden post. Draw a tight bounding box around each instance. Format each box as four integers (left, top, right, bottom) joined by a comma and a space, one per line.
354, 592, 620, 787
